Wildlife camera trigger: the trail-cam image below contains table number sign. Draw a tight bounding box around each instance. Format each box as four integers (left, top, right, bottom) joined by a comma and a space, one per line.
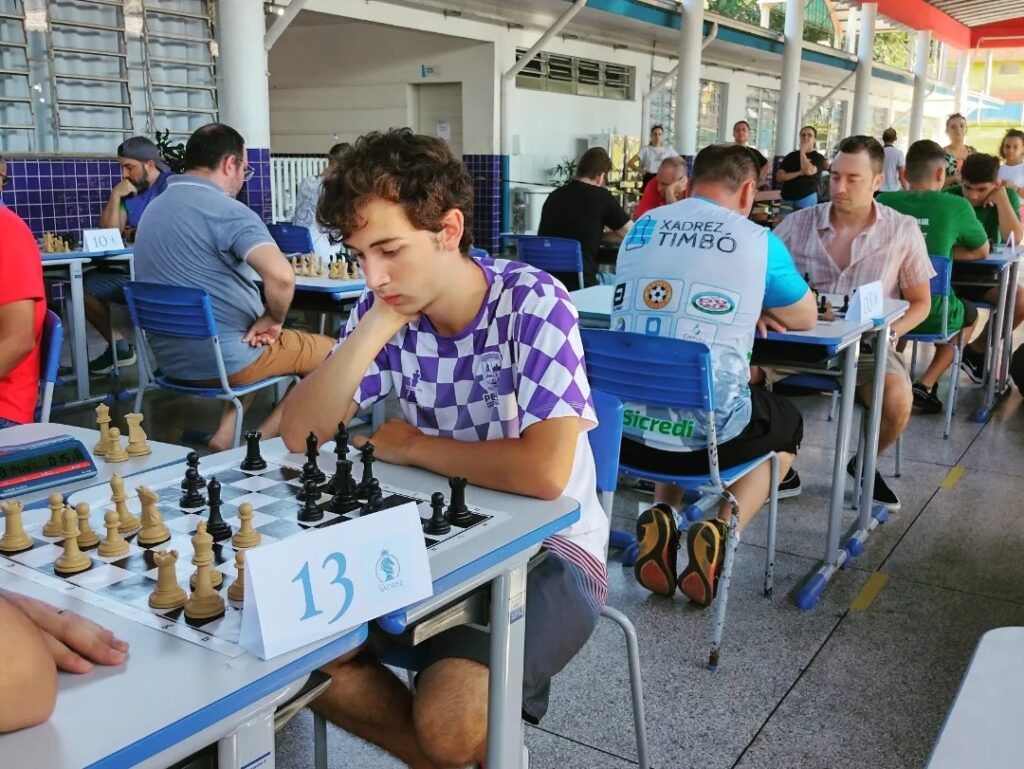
82, 228, 126, 253
239, 502, 432, 659
846, 280, 884, 324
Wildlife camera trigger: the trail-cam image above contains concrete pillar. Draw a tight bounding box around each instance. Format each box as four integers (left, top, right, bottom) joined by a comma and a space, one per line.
673, 0, 704, 161
851, 1, 877, 135
845, 5, 858, 54
775, 0, 804, 158
218, 0, 271, 147
954, 48, 972, 114
909, 29, 930, 143
984, 50, 994, 95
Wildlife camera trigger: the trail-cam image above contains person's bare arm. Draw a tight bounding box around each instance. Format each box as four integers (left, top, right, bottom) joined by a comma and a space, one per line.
0, 595, 56, 733
799, 150, 816, 176
352, 416, 582, 500
0, 299, 37, 379
244, 244, 296, 346
98, 179, 133, 232
990, 188, 1024, 243
775, 168, 803, 182
952, 241, 991, 261
898, 165, 909, 190
758, 289, 817, 336
893, 280, 932, 337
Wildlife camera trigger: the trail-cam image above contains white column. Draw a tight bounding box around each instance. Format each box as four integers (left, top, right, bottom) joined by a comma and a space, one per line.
673, 0, 704, 157
851, 1, 877, 135
909, 29, 930, 143
984, 50, 994, 95
845, 5, 858, 54
774, 0, 804, 158
217, 0, 271, 147
954, 48, 972, 114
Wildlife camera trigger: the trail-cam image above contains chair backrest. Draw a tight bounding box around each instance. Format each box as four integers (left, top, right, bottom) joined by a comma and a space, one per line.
588, 389, 623, 494
267, 223, 314, 255
516, 236, 584, 286
469, 246, 490, 259
36, 310, 63, 423
123, 282, 218, 340
929, 255, 952, 337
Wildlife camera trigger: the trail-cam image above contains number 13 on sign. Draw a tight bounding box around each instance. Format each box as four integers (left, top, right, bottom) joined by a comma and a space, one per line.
292, 553, 354, 624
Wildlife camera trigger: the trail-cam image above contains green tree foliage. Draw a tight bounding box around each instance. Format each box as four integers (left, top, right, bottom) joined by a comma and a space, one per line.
874, 30, 910, 69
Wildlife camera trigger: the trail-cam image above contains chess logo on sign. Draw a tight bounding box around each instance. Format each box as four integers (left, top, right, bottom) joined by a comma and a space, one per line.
375, 548, 403, 591
643, 280, 673, 310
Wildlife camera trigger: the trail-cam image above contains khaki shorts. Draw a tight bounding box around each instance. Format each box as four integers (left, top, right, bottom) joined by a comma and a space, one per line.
186, 329, 334, 388
762, 344, 911, 390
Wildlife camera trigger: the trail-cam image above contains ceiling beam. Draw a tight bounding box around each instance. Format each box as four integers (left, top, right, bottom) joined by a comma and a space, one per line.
872, 0, 971, 49
971, 17, 1024, 47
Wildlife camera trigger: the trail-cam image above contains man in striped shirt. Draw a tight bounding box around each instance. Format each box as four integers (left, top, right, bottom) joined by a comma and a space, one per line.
774, 135, 934, 512
280, 128, 608, 769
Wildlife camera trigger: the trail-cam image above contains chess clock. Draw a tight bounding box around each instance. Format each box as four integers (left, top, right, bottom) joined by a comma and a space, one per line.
0, 436, 98, 499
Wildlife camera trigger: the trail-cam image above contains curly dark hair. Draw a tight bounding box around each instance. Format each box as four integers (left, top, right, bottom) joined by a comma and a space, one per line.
317, 128, 474, 253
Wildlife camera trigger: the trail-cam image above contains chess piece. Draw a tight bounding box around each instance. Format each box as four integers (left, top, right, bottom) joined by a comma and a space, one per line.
355, 443, 376, 499
841, 295, 850, 314
184, 522, 225, 621
0, 500, 33, 553
110, 474, 140, 534
136, 487, 170, 547
446, 477, 473, 527
149, 549, 187, 610
325, 422, 353, 495
204, 478, 232, 542
424, 491, 450, 535
105, 427, 129, 463
179, 467, 206, 508
93, 403, 112, 456
54, 507, 92, 576
240, 430, 267, 472
297, 462, 320, 500
231, 502, 261, 548
181, 451, 205, 489
305, 431, 326, 484
329, 458, 360, 514
97, 509, 129, 557
360, 492, 384, 516
227, 550, 245, 603
125, 413, 151, 457
42, 491, 65, 537
75, 502, 100, 549
299, 479, 324, 522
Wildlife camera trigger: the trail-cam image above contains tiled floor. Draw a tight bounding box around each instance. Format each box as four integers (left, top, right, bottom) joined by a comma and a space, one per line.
50, 327, 1024, 768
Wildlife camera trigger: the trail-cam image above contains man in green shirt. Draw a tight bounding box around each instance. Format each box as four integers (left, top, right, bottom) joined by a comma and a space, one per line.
945, 153, 1024, 382
879, 140, 989, 413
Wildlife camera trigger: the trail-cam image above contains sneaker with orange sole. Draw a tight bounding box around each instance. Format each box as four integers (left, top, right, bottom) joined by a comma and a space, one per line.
678, 518, 729, 607
633, 503, 679, 597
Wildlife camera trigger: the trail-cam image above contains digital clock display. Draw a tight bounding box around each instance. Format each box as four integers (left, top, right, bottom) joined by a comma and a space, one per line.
0, 446, 90, 487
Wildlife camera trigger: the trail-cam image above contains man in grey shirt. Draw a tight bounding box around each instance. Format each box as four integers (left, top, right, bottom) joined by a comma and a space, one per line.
134, 123, 334, 450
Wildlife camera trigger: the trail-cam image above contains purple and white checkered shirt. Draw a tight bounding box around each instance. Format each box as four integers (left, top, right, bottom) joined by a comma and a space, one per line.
774, 201, 934, 297
341, 258, 609, 601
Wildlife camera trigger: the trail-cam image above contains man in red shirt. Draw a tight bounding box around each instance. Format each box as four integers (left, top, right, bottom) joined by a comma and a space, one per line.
634, 155, 687, 218
0, 206, 45, 428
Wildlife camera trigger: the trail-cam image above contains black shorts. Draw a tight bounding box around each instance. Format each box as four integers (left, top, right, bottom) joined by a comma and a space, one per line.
955, 285, 996, 305
620, 386, 803, 476
961, 297, 979, 326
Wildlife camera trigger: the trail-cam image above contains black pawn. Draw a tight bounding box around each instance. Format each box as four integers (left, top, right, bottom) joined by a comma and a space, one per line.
240, 431, 267, 472
446, 477, 473, 527
355, 443, 377, 499
299, 479, 324, 522
305, 431, 326, 484
297, 461, 320, 500
841, 295, 850, 314
329, 458, 360, 514
181, 451, 205, 490
205, 478, 232, 541
424, 491, 450, 535
360, 492, 384, 516
179, 467, 206, 508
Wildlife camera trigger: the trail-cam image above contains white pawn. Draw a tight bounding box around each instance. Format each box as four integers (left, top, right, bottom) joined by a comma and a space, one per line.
227, 550, 245, 603
97, 508, 129, 558
42, 491, 65, 538
105, 427, 129, 463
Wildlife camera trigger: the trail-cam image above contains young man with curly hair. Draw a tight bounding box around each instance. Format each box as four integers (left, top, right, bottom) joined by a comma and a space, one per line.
279, 128, 609, 768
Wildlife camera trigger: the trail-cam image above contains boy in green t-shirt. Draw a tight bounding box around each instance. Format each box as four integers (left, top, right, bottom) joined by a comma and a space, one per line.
878, 140, 989, 413
945, 153, 1024, 382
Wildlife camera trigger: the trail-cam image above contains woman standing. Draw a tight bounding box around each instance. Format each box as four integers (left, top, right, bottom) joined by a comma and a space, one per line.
943, 113, 976, 188
629, 124, 679, 188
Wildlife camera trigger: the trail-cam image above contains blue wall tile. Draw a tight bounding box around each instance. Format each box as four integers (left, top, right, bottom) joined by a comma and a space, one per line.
463, 154, 504, 255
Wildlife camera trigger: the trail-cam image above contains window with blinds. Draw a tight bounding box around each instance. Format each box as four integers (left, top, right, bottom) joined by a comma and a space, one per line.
515, 48, 635, 101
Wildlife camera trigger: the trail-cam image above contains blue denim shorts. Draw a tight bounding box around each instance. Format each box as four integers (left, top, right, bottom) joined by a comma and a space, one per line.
0, 417, 22, 429
83, 266, 129, 304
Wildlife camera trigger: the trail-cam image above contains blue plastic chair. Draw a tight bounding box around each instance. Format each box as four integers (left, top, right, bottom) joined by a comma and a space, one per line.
36, 310, 63, 423
469, 246, 489, 259
905, 256, 964, 440
268, 222, 314, 255
582, 329, 779, 670
516, 236, 585, 290
123, 282, 298, 448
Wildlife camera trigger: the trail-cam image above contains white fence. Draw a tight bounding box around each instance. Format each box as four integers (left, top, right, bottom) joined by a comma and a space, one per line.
270, 155, 327, 223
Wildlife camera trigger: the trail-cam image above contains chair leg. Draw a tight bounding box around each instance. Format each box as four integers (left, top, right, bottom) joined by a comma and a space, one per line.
764, 454, 779, 597
313, 710, 327, 769
894, 436, 902, 478
827, 391, 839, 422
599, 606, 650, 769
133, 330, 147, 413
909, 341, 918, 380
853, 411, 865, 510
708, 496, 740, 671
230, 397, 245, 449
946, 336, 963, 439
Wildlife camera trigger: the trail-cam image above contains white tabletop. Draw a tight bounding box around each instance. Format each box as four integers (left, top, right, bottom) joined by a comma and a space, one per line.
927, 627, 1024, 768
0, 423, 190, 509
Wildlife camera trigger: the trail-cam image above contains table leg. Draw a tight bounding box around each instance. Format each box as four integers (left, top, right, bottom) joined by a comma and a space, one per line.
998, 261, 1019, 396
978, 267, 1010, 422
486, 562, 528, 769
67, 260, 91, 403
216, 705, 276, 768
795, 342, 859, 611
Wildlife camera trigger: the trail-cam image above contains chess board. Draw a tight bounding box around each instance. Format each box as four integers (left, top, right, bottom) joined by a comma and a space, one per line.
0, 447, 507, 657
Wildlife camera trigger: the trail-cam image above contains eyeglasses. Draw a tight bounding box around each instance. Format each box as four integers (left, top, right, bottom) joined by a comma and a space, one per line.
242, 167, 255, 182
